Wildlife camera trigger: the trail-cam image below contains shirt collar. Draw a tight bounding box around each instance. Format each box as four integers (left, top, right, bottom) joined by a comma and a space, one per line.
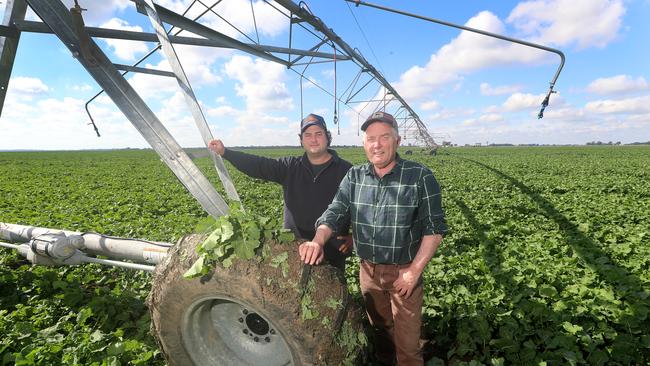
364, 153, 403, 177
301, 148, 339, 164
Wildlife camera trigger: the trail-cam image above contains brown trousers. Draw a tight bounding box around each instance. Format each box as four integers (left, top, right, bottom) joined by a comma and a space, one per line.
360, 260, 424, 366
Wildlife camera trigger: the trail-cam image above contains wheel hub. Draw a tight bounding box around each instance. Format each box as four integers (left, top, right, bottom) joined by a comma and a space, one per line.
181, 296, 293, 365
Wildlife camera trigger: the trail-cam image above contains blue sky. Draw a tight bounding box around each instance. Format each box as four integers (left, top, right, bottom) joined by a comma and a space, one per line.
1, 0, 649, 150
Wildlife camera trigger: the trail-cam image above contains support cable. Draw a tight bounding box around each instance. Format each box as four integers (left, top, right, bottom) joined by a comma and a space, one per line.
333, 45, 339, 134
347, 0, 565, 119
249, 0, 260, 44
344, 0, 386, 78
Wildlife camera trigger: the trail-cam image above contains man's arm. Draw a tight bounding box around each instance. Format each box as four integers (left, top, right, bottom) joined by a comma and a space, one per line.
394, 234, 443, 298
298, 224, 334, 265
208, 139, 287, 184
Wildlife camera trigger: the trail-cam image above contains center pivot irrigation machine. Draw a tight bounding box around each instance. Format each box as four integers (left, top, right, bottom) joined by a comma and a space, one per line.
0, 0, 564, 364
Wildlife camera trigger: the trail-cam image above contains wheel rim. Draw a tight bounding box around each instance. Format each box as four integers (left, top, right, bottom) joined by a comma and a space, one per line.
181, 295, 294, 366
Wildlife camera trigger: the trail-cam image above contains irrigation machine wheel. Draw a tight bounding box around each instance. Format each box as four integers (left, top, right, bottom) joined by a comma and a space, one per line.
147, 234, 362, 366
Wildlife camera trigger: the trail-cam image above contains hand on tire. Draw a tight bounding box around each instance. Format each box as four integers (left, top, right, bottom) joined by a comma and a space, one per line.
299, 241, 324, 265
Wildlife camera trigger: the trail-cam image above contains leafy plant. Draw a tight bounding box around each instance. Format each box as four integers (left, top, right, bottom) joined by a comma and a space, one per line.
184, 203, 293, 278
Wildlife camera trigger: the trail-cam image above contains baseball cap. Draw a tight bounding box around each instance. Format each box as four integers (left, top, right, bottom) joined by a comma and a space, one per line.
300, 113, 327, 133
361, 111, 398, 131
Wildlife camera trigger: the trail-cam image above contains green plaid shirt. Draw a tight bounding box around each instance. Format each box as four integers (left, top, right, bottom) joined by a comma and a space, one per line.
317, 156, 447, 264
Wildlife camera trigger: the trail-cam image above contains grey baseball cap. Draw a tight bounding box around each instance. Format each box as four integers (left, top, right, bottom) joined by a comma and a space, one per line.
300, 113, 327, 133
361, 111, 398, 131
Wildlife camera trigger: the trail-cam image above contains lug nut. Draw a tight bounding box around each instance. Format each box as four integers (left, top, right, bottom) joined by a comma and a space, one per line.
253, 337, 259, 342
243, 329, 248, 334
238, 317, 243, 323
269, 329, 275, 335
243, 309, 248, 315
265, 337, 271, 343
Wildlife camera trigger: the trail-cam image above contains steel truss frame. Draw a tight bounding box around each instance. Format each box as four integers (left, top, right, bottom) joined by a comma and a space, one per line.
0, 0, 565, 218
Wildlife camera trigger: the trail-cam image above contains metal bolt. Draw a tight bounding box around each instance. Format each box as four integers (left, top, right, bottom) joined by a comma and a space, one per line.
269, 329, 275, 335
243, 329, 248, 334
253, 337, 259, 342
238, 317, 243, 323
265, 337, 271, 343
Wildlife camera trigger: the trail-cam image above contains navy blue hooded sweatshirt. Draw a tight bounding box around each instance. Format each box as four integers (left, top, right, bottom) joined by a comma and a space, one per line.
222, 148, 352, 268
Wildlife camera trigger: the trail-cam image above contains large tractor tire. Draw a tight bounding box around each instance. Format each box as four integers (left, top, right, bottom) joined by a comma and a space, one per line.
148, 234, 364, 366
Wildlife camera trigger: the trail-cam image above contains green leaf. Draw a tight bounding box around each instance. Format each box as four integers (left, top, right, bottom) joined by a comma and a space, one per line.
539, 285, 558, 298
76, 307, 93, 325
90, 330, 105, 343
325, 297, 342, 309
234, 237, 260, 260
562, 322, 583, 335
106, 342, 125, 356
183, 256, 206, 279
246, 225, 261, 241
490, 358, 505, 366
194, 216, 217, 233
221, 221, 235, 241
277, 229, 294, 242
270, 252, 288, 268
202, 227, 222, 251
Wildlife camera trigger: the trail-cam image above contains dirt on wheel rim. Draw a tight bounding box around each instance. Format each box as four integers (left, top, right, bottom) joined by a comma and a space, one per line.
148, 234, 365, 366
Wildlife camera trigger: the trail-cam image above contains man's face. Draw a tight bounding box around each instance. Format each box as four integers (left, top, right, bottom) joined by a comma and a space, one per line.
363, 122, 400, 169
301, 125, 328, 155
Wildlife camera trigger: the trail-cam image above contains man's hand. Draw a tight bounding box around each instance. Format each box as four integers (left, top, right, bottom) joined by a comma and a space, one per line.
208, 139, 225, 155
394, 265, 422, 299
299, 241, 324, 265
336, 235, 353, 253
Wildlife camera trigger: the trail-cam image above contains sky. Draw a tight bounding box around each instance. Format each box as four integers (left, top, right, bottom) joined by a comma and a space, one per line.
1, 0, 649, 150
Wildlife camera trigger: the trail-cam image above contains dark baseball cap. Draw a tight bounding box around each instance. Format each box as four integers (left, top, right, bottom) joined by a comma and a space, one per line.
300, 113, 327, 133
361, 111, 398, 131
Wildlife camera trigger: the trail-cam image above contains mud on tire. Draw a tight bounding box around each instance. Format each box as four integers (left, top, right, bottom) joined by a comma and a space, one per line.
147, 234, 363, 366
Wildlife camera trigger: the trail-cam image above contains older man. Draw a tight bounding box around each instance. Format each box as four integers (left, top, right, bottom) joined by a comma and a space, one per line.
299, 111, 447, 365
209, 113, 352, 269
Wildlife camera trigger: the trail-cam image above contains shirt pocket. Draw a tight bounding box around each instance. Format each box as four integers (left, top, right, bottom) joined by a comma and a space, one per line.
382, 184, 418, 228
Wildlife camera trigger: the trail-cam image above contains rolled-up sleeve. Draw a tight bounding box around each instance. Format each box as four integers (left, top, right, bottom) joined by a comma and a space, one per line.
316, 172, 352, 234
418, 170, 448, 236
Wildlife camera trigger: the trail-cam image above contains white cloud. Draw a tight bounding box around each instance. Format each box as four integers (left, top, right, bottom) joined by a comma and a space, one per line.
0, 96, 147, 150
100, 18, 149, 61
480, 82, 522, 96
460, 113, 504, 126
479, 113, 504, 122
394, 11, 547, 101
585, 75, 650, 95
584, 95, 650, 114
8, 77, 49, 95
420, 100, 439, 111
127, 43, 226, 101
207, 105, 239, 118
72, 84, 93, 92
394, 1, 626, 102
507, 0, 625, 49
502, 92, 546, 112
223, 55, 293, 112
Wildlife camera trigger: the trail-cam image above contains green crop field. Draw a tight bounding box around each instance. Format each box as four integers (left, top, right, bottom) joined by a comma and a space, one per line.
1, 146, 649, 365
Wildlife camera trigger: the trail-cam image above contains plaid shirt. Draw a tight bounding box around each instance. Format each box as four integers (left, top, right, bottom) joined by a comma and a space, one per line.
317, 156, 447, 264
